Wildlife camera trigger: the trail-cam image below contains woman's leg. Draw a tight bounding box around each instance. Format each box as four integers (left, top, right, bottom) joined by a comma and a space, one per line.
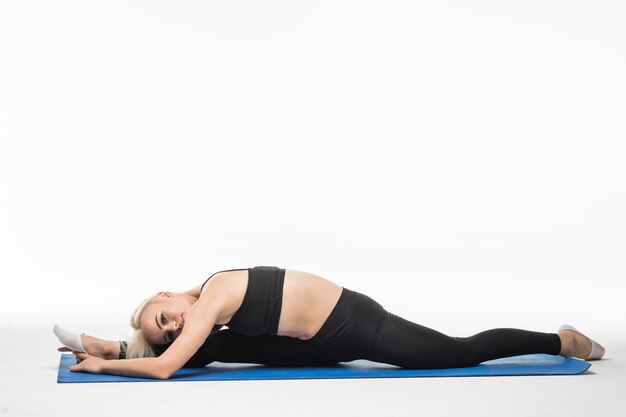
308, 288, 562, 369
365, 312, 562, 369
103, 330, 338, 368
73, 334, 121, 360
182, 330, 338, 368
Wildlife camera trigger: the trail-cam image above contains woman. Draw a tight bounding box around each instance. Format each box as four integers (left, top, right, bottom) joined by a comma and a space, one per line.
58, 266, 605, 379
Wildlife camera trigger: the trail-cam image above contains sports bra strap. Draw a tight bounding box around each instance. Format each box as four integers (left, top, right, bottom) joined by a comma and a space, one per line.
200, 268, 248, 293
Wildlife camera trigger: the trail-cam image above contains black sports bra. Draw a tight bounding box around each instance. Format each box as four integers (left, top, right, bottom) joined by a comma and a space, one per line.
200, 266, 286, 336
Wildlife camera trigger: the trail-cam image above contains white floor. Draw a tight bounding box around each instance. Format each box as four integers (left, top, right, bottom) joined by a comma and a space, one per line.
2, 325, 625, 417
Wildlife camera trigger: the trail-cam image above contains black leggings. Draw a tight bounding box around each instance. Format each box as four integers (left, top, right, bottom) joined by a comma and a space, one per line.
119, 329, 338, 368
127, 288, 562, 369
307, 288, 562, 369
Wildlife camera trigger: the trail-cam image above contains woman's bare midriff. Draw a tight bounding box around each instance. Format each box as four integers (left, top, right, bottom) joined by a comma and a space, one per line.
277, 269, 343, 340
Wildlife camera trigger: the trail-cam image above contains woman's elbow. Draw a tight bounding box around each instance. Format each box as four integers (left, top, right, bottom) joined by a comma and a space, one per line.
152, 356, 180, 379
154, 362, 175, 380
156, 369, 173, 380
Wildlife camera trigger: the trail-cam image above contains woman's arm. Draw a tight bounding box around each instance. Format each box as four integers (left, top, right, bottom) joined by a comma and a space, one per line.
100, 356, 166, 379
156, 294, 224, 378
155, 274, 243, 378
71, 274, 236, 379
74, 303, 222, 379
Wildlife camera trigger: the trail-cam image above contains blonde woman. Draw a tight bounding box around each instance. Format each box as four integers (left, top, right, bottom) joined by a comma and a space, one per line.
60, 266, 604, 379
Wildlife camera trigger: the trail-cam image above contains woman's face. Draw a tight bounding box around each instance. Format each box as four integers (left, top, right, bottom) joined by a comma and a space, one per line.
140, 292, 195, 346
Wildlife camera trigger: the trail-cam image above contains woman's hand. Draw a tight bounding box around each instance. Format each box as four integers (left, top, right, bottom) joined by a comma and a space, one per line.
57, 347, 86, 363
68, 352, 106, 374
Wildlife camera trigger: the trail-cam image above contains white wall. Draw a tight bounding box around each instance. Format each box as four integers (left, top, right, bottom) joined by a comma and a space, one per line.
1, 1, 624, 343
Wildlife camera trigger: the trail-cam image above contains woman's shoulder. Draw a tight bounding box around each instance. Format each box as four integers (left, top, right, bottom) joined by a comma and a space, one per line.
197, 269, 250, 324
200, 268, 249, 297
200, 268, 249, 293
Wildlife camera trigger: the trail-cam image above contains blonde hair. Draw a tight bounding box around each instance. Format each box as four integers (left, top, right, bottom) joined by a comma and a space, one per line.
126, 294, 160, 359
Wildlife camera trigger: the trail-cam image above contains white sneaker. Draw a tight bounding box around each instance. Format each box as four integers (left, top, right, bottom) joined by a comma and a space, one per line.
559, 324, 605, 360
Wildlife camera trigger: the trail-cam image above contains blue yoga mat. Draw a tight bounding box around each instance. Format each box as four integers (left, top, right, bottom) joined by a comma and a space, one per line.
56, 353, 590, 383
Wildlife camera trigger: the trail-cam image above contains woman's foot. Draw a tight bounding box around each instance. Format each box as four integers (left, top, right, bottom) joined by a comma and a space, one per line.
54, 325, 121, 359
53, 325, 86, 352
557, 324, 605, 360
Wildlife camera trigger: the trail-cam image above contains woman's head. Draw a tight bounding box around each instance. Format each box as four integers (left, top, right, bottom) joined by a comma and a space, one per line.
126, 291, 197, 359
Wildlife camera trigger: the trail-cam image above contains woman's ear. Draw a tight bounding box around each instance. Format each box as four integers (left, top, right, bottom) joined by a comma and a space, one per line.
156, 291, 173, 298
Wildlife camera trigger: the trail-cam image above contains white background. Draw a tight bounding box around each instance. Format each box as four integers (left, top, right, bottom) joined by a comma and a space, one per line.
0, 3, 625, 414
1, 0, 624, 339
